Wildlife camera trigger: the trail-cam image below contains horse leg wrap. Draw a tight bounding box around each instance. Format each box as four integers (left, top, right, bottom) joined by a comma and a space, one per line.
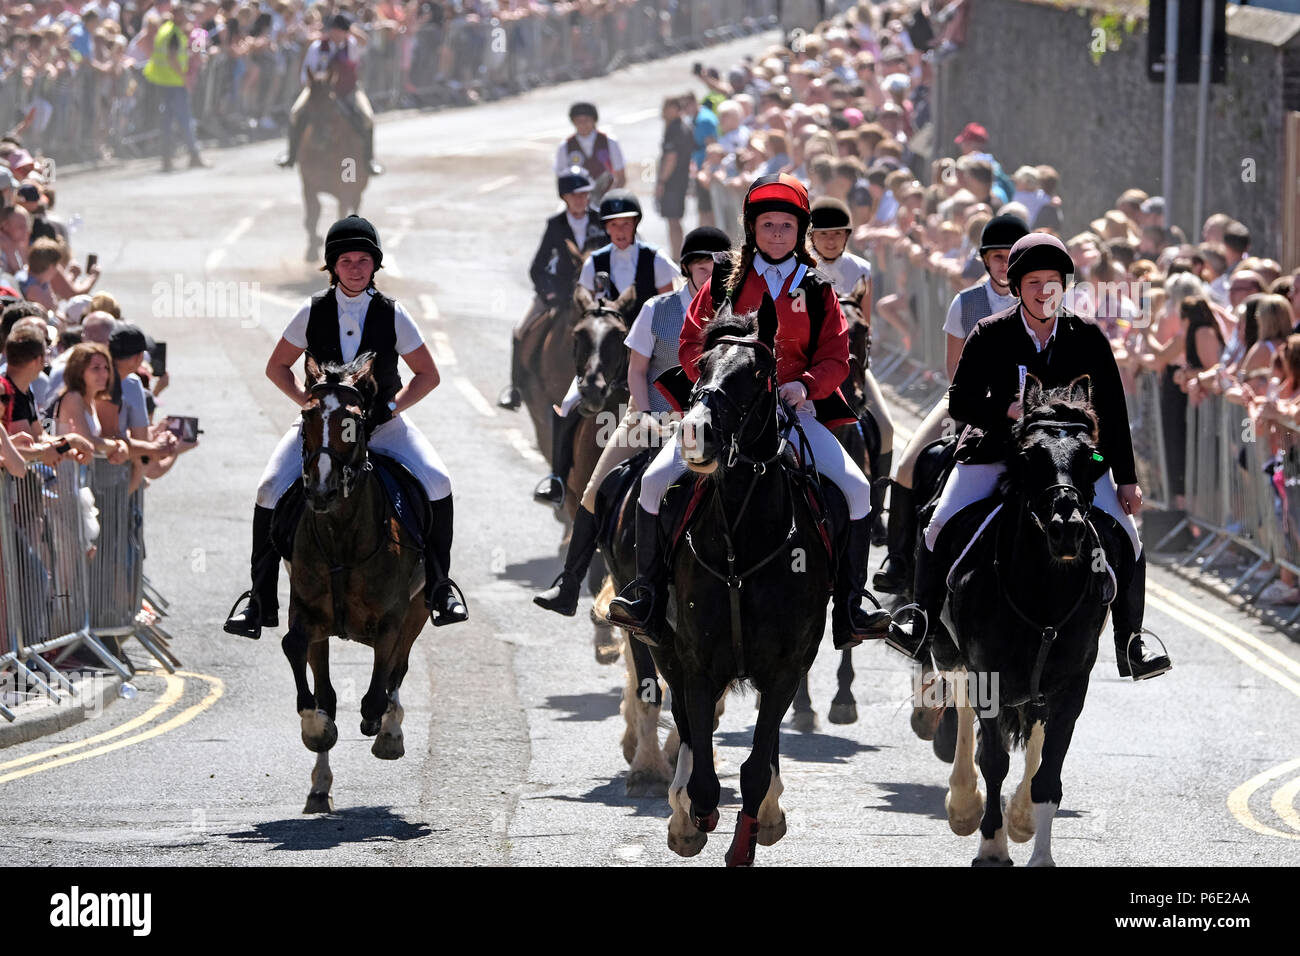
725, 812, 760, 867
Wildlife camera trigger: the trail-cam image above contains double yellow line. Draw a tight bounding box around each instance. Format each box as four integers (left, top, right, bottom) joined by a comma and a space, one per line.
0, 670, 224, 785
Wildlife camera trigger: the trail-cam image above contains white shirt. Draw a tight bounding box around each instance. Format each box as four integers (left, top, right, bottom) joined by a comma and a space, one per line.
753, 252, 797, 299
942, 282, 1017, 339
1020, 306, 1057, 353
818, 252, 871, 296
872, 190, 899, 225
626, 284, 695, 358
282, 287, 425, 363
577, 241, 678, 296
554, 130, 625, 176
564, 211, 589, 246
300, 36, 360, 85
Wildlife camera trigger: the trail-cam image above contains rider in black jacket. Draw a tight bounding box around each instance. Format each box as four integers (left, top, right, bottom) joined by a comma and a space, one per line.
887, 234, 1172, 680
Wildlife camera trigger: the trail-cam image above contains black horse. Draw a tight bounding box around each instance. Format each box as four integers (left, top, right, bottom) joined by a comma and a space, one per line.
933, 376, 1119, 866
626, 293, 838, 866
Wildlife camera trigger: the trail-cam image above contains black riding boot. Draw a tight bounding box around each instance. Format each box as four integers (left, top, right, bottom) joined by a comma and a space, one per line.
534, 506, 600, 616
832, 516, 894, 650
606, 504, 667, 646
886, 538, 944, 659
363, 126, 384, 176
425, 496, 468, 626
223, 505, 280, 639
873, 481, 916, 594
534, 410, 581, 507
870, 451, 892, 546
275, 116, 305, 168
1112, 549, 1172, 680
498, 338, 524, 410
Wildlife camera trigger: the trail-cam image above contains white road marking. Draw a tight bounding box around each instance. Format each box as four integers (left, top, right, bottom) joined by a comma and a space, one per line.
418, 294, 440, 321
430, 331, 457, 366
477, 174, 519, 194
204, 199, 273, 272
454, 377, 496, 418
613, 107, 661, 124
517, 141, 555, 153
505, 427, 546, 464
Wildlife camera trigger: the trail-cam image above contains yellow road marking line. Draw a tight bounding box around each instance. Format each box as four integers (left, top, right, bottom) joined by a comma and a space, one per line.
0, 672, 224, 786
0, 673, 185, 772
1227, 758, 1300, 841
1271, 773, 1300, 834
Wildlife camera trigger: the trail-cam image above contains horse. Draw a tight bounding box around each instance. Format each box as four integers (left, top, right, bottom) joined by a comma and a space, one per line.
298, 71, 370, 262
932, 377, 1119, 866
279, 353, 428, 813
646, 293, 837, 866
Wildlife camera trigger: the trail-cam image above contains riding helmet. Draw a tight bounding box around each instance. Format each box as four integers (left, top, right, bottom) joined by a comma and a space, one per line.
978, 213, 1029, 254
569, 101, 598, 122
328, 13, 353, 31
678, 226, 732, 276
809, 196, 852, 232
557, 165, 595, 198
598, 189, 642, 223
324, 215, 383, 271
1006, 233, 1074, 296
743, 173, 811, 229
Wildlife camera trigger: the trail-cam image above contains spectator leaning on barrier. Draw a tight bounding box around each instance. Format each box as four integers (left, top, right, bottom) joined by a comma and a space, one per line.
98, 322, 185, 491
143, 1, 209, 172
2, 321, 93, 465
49, 341, 129, 463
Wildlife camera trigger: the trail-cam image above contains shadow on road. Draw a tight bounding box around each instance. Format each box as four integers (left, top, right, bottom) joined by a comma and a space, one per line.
224, 805, 434, 851
873, 781, 1084, 822
536, 779, 738, 818
499, 555, 565, 589
542, 686, 622, 722
715, 728, 881, 764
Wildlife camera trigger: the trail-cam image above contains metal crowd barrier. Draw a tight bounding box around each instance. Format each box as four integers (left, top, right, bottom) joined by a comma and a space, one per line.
18, 1, 780, 166
0, 458, 178, 722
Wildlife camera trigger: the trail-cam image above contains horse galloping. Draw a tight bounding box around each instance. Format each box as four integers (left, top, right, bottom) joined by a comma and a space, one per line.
299, 72, 371, 262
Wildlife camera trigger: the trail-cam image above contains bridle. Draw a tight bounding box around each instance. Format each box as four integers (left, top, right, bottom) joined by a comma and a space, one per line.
575, 300, 630, 398
1018, 418, 1096, 530
689, 335, 784, 472
301, 380, 371, 500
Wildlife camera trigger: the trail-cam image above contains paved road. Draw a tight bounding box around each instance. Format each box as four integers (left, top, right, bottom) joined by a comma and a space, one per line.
3, 32, 1300, 867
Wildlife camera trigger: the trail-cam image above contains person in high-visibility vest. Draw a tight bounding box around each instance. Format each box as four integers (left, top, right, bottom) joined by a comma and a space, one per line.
142, 3, 208, 172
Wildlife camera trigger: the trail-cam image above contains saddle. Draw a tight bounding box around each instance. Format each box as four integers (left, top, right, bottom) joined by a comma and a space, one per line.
271, 454, 429, 560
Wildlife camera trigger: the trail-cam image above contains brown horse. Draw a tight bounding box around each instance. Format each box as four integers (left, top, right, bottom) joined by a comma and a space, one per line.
299, 72, 370, 262
518, 243, 587, 463
282, 353, 426, 813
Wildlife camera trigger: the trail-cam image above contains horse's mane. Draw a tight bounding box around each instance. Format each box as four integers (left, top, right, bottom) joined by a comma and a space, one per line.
703, 311, 758, 352
317, 353, 373, 385
1013, 386, 1098, 443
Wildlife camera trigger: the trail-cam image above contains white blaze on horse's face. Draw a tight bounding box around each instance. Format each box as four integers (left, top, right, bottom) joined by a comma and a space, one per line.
680, 404, 717, 473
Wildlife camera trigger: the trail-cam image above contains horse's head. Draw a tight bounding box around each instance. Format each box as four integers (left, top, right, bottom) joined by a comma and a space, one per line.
680, 292, 780, 475
300, 352, 377, 513
1006, 374, 1102, 563
571, 276, 634, 414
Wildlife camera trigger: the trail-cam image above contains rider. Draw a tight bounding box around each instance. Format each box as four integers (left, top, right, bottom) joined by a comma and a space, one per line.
534, 226, 733, 615
532, 189, 677, 507
886, 233, 1173, 681
555, 102, 626, 200
498, 166, 609, 411
606, 173, 894, 650
276, 14, 385, 176
874, 213, 1027, 593
223, 216, 467, 639
807, 196, 894, 540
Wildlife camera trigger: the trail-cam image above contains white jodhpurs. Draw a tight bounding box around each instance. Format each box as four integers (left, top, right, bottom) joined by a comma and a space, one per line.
638, 407, 873, 520
255, 413, 453, 509
923, 461, 1141, 558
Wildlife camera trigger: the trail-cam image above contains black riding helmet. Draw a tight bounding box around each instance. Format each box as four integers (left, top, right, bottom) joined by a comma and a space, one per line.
328, 12, 353, 31
598, 189, 642, 224
678, 225, 731, 277
569, 101, 598, 122
324, 215, 383, 272
1006, 233, 1074, 297
809, 196, 852, 232
557, 165, 595, 198
979, 213, 1029, 254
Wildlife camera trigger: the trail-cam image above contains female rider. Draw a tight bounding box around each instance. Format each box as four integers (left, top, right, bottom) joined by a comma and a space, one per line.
224, 215, 467, 639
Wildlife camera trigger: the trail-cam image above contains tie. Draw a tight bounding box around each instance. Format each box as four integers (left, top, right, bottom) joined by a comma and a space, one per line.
766, 266, 780, 297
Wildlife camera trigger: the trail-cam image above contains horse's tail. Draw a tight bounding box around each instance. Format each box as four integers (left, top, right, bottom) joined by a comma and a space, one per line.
591, 575, 616, 624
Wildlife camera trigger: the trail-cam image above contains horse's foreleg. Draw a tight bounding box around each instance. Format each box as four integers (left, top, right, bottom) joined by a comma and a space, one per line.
666, 682, 705, 857
945, 672, 984, 836
911, 661, 948, 741
734, 674, 799, 865
360, 628, 397, 738
828, 648, 858, 724
756, 748, 786, 847
303, 750, 333, 814
1027, 677, 1089, 867
683, 674, 722, 834
372, 600, 423, 760
282, 619, 314, 714
624, 636, 671, 797
303, 186, 321, 261
791, 671, 817, 734
299, 638, 338, 754
973, 712, 1012, 866
1007, 720, 1045, 843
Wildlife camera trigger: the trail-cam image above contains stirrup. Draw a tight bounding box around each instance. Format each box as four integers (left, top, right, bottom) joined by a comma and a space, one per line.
532, 475, 565, 508
429, 579, 469, 627
497, 384, 522, 410
884, 603, 928, 658
223, 590, 263, 640
1123, 628, 1172, 681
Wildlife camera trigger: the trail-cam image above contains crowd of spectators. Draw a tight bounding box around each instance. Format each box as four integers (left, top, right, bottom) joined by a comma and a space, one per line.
654, 2, 1300, 609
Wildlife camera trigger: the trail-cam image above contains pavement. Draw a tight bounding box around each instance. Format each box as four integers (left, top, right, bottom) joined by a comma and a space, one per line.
2, 31, 1299, 867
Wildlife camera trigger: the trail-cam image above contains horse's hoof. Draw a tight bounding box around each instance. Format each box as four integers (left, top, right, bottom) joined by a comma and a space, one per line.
594, 629, 621, 665
911, 705, 945, 741
1025, 855, 1056, 868
828, 701, 858, 725
371, 733, 405, 760
791, 710, 819, 734
932, 706, 958, 763
945, 789, 985, 837
667, 827, 707, 858
971, 855, 1014, 867
756, 810, 787, 846
694, 807, 720, 833
303, 792, 334, 814
1006, 804, 1036, 844
625, 768, 670, 799
620, 732, 637, 767
724, 812, 760, 867
359, 717, 382, 737
300, 713, 337, 753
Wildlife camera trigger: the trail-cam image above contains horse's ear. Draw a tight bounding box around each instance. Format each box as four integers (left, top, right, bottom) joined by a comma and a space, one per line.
1067, 374, 1092, 406
757, 291, 778, 347
1022, 372, 1044, 410
613, 281, 638, 321
352, 352, 377, 402
304, 354, 322, 387
850, 275, 870, 308
574, 283, 595, 314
